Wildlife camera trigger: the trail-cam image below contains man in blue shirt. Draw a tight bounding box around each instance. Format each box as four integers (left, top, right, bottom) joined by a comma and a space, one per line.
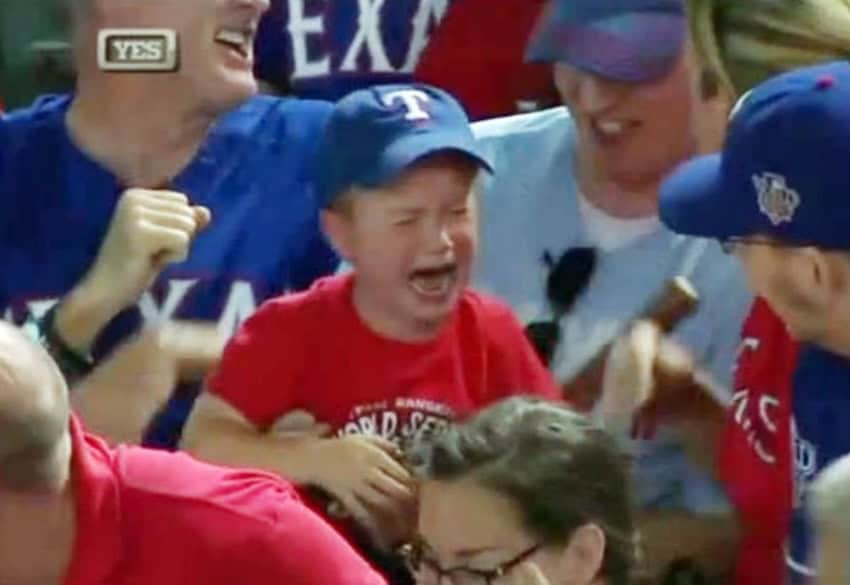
0, 0, 338, 448
660, 61, 850, 584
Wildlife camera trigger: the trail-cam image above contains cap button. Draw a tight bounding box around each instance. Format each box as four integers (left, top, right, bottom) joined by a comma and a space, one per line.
816, 74, 836, 90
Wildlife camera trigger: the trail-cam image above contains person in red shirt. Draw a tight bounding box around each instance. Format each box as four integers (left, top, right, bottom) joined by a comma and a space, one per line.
0, 321, 386, 585
414, 0, 559, 120
182, 84, 560, 582
595, 1, 850, 581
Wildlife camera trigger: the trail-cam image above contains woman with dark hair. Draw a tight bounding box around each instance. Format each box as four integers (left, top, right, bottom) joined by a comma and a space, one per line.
404, 397, 636, 585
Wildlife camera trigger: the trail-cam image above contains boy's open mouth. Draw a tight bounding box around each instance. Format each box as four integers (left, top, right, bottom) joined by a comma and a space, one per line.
409, 264, 457, 297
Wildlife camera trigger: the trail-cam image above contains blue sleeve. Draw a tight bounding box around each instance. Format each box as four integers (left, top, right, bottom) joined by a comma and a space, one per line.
292, 226, 339, 291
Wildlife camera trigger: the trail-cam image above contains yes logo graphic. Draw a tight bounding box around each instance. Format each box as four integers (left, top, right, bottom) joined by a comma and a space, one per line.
97, 28, 179, 72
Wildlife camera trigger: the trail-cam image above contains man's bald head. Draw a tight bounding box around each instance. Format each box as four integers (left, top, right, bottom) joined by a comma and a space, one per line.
0, 322, 72, 492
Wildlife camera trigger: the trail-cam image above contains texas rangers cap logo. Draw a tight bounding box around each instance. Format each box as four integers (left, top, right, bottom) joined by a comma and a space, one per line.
381, 88, 431, 121
752, 172, 800, 226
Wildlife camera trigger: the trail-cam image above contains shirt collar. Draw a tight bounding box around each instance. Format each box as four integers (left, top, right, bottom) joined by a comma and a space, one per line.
63, 415, 124, 584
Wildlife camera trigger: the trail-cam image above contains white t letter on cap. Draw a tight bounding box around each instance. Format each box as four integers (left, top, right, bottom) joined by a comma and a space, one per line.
382, 89, 431, 120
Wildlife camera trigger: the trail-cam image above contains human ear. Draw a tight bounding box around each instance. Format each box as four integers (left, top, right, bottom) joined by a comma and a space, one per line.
320, 209, 355, 261
555, 523, 606, 585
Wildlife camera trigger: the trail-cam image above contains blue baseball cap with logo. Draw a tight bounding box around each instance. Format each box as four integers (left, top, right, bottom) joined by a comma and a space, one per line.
526, 0, 686, 83
315, 84, 492, 209
660, 61, 850, 250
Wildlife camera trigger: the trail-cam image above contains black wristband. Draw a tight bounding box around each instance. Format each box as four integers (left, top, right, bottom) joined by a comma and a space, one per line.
33, 304, 95, 385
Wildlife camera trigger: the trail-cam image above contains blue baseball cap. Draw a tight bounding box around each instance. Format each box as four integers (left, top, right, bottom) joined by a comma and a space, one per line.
660, 61, 850, 250
315, 84, 492, 208
526, 0, 686, 83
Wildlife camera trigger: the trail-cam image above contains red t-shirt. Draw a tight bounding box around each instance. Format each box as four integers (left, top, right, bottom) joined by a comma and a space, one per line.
717, 298, 798, 585
208, 273, 559, 437
413, 0, 559, 120
64, 416, 386, 585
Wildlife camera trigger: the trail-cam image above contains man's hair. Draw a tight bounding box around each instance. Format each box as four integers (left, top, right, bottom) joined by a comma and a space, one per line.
688, 0, 850, 98
407, 397, 637, 585
0, 322, 70, 491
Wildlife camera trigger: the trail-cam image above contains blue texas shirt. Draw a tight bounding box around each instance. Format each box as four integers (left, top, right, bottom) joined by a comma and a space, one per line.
788, 345, 850, 584
254, 0, 452, 101
0, 93, 339, 447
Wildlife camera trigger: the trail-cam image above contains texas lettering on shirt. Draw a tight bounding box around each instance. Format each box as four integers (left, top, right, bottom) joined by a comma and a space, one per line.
2, 278, 261, 339
730, 337, 783, 466
257, 0, 451, 99
717, 298, 796, 585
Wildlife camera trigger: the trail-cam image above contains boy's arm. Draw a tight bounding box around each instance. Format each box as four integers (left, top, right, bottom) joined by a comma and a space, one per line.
180, 297, 318, 479
183, 392, 416, 549
181, 392, 330, 484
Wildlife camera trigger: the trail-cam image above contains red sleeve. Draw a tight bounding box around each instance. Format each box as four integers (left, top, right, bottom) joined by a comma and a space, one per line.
206, 295, 309, 429
236, 497, 387, 585
480, 295, 561, 402
414, 0, 559, 120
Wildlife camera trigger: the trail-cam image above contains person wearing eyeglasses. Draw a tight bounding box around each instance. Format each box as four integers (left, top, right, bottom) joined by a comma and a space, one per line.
659, 60, 850, 585
406, 396, 636, 585
467, 0, 750, 580
596, 2, 850, 584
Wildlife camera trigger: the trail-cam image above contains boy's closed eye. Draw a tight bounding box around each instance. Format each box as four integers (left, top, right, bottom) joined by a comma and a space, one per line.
393, 214, 419, 226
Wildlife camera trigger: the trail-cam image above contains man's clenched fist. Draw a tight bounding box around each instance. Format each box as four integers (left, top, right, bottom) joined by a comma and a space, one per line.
88, 188, 211, 307
57, 189, 211, 353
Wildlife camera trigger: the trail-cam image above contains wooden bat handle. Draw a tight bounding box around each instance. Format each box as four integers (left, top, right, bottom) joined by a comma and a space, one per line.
645, 276, 700, 334
563, 276, 700, 411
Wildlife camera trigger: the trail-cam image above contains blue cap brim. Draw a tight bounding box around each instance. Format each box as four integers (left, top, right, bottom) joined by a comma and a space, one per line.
659, 154, 755, 240
362, 132, 493, 189
526, 12, 685, 83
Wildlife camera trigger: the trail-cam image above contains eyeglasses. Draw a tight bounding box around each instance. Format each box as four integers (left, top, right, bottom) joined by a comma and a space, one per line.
400, 542, 541, 585
524, 247, 597, 367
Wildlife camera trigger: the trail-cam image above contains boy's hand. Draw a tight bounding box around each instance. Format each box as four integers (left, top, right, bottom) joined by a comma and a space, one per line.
311, 435, 415, 544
